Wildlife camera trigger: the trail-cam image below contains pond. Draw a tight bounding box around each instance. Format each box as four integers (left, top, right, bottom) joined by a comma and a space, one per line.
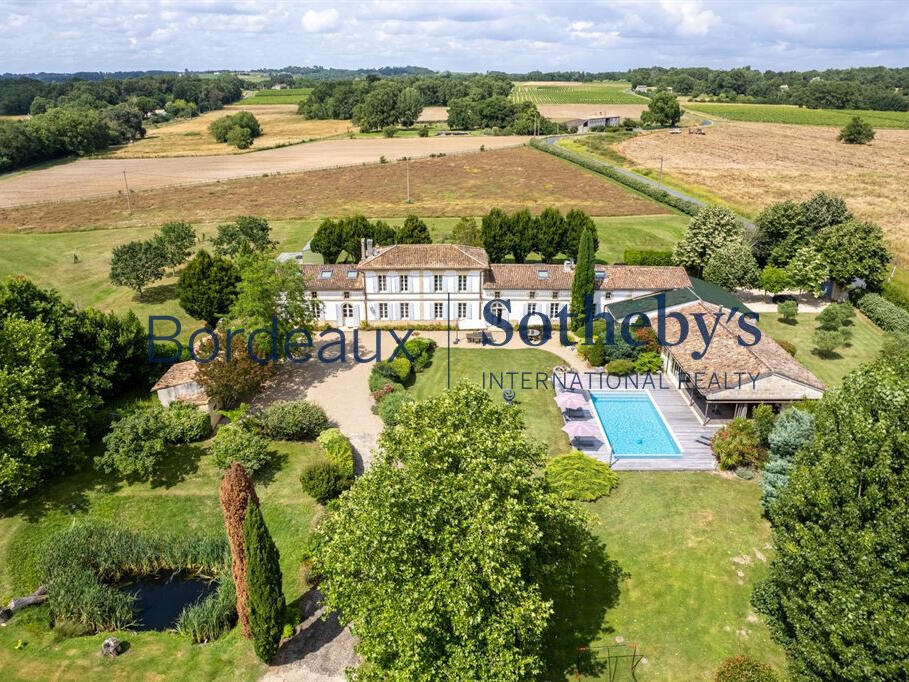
121, 573, 217, 631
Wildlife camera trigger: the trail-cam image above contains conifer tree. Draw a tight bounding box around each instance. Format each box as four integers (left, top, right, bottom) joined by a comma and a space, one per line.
244, 501, 285, 662
570, 229, 595, 330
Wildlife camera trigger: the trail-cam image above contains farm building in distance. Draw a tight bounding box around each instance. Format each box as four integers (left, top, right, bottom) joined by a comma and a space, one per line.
565, 114, 621, 132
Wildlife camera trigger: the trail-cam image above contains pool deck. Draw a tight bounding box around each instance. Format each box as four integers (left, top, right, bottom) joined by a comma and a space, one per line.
556, 373, 719, 471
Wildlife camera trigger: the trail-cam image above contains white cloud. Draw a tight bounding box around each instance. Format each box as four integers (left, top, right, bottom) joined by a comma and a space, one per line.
301, 8, 340, 33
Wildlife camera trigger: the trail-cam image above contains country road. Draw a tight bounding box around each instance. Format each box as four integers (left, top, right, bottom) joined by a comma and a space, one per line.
0, 135, 529, 208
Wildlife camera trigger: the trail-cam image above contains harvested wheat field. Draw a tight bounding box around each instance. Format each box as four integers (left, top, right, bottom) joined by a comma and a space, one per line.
0, 135, 528, 208
418, 104, 647, 123
616, 121, 909, 263
0, 146, 670, 233
102, 104, 352, 158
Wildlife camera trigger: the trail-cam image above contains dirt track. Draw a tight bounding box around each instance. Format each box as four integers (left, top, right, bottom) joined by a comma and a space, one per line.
0, 136, 528, 208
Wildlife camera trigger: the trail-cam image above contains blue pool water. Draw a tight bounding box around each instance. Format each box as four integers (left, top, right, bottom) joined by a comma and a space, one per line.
591, 392, 681, 456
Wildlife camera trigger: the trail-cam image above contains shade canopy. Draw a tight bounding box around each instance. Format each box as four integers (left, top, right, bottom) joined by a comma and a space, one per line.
555, 392, 588, 410
561, 420, 601, 439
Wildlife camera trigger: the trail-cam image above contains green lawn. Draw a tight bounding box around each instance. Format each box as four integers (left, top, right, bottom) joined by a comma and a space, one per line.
757, 311, 885, 387
406, 347, 571, 455
683, 103, 909, 129
510, 82, 647, 105
0, 440, 326, 681
0, 215, 686, 339
574, 472, 786, 680
241, 88, 311, 105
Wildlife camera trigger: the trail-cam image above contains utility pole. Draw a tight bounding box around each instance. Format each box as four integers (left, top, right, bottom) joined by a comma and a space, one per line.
659, 156, 664, 186
406, 160, 411, 203
122, 170, 132, 212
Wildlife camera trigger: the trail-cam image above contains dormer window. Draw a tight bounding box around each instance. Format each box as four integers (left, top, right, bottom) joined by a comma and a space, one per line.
319, 270, 332, 280
346, 270, 358, 279
537, 269, 550, 280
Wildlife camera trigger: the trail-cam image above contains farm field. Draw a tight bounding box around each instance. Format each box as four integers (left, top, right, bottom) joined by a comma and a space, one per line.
0, 135, 528, 208
417, 103, 649, 123
0, 146, 671, 233
240, 87, 312, 105
613, 121, 909, 265
102, 104, 351, 158
756, 311, 885, 387
510, 81, 646, 105
683, 102, 909, 129
0, 214, 685, 336
0, 438, 325, 681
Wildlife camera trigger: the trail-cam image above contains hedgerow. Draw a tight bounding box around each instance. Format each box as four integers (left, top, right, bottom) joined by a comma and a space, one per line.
529, 138, 702, 216
856, 293, 909, 334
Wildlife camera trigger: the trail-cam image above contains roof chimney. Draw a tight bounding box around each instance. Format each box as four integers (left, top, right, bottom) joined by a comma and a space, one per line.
563, 259, 574, 273
366, 238, 375, 257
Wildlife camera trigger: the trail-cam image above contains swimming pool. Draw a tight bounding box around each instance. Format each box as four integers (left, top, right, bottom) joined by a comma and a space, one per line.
590, 392, 681, 457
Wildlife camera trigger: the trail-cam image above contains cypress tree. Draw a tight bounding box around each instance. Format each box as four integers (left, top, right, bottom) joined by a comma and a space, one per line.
570, 229, 595, 330
244, 501, 285, 662
219, 462, 259, 638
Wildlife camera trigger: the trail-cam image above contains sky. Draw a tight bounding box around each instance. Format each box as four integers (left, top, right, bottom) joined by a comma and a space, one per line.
0, 0, 907, 74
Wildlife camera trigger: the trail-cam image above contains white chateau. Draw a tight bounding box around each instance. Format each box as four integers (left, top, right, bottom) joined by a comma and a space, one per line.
301, 241, 692, 328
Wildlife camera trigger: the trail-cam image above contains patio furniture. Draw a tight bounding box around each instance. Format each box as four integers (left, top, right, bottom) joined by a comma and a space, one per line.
562, 421, 600, 440
695, 435, 713, 446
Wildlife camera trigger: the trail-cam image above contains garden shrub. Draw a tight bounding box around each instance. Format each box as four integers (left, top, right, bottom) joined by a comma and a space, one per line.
623, 249, 674, 266
603, 335, 637, 363
300, 462, 352, 503
777, 300, 798, 323
712, 418, 764, 470
226, 126, 253, 149
714, 655, 778, 682
545, 451, 618, 501
369, 366, 395, 392
607, 358, 635, 376
97, 410, 167, 480
752, 404, 776, 448
760, 408, 814, 515
39, 521, 233, 641
389, 355, 413, 382
856, 293, 909, 334
634, 351, 663, 374
160, 402, 212, 443
211, 423, 273, 473
634, 326, 661, 353
253, 400, 329, 441
317, 428, 355, 477
376, 391, 415, 426
776, 339, 797, 356
579, 341, 606, 367
402, 337, 436, 371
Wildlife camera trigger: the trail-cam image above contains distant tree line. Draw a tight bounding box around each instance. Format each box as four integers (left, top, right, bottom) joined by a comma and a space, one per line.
629, 65, 909, 111
311, 215, 432, 263
0, 73, 244, 173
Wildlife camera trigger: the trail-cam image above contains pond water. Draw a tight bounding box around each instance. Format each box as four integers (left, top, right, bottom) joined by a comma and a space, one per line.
121, 574, 217, 631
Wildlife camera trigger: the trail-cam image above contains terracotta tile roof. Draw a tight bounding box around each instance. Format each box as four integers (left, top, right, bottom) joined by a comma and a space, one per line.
662, 302, 825, 395
484, 264, 575, 290
359, 244, 489, 270
151, 361, 199, 392
596, 265, 691, 291
302, 264, 364, 291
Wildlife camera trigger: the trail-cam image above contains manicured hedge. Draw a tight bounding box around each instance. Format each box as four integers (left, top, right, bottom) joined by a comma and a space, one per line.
856, 293, 909, 334
252, 400, 329, 441
623, 249, 675, 265
530, 138, 702, 216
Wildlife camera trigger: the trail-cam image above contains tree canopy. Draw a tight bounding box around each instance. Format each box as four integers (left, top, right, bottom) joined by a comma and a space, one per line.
313, 384, 612, 680
673, 205, 745, 274
754, 354, 909, 679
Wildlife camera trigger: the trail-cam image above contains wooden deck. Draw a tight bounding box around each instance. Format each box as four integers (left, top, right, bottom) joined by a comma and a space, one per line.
558, 374, 718, 471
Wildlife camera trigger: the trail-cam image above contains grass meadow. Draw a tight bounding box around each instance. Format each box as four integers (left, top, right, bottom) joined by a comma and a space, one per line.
756, 311, 885, 387
510, 82, 647, 105
240, 88, 312, 105
683, 102, 909, 128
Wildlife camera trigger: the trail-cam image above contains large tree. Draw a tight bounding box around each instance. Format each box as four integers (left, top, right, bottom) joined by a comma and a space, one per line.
564, 209, 598, 260
642, 91, 681, 126
481, 208, 511, 263
753, 355, 909, 679
816, 219, 891, 291
313, 384, 605, 680
310, 218, 346, 264
801, 192, 852, 231
109, 239, 165, 296
508, 208, 535, 263
154, 221, 196, 272
536, 207, 566, 263
220, 462, 260, 638
753, 201, 808, 266
177, 249, 240, 327
395, 214, 432, 244
244, 501, 285, 662
396, 86, 423, 128
570, 229, 596, 330
450, 216, 483, 247
212, 216, 276, 258
703, 240, 760, 290
785, 245, 828, 295
673, 205, 745, 275
195, 327, 275, 408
